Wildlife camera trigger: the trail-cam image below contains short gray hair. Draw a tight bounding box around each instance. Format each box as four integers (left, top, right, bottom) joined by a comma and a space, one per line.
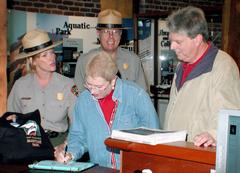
167, 6, 209, 41
85, 51, 118, 82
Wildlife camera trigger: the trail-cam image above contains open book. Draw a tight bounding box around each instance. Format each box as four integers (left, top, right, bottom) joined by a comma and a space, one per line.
28, 160, 95, 172
111, 127, 187, 145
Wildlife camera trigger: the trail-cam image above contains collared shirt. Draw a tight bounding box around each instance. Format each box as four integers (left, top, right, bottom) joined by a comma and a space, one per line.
7, 72, 76, 132
98, 90, 115, 125
181, 43, 211, 87
67, 78, 159, 169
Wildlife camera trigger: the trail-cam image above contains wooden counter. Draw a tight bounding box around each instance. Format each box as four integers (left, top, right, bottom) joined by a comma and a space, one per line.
105, 138, 216, 173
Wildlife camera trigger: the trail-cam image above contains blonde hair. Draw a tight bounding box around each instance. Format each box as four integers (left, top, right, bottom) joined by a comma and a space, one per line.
26, 54, 39, 73
85, 51, 118, 81
25, 57, 34, 73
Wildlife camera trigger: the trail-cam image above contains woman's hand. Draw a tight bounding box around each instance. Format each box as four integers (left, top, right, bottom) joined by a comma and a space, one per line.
54, 143, 73, 163
6, 114, 17, 122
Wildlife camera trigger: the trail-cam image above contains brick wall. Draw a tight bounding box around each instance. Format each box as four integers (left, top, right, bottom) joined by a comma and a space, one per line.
8, 0, 101, 17
8, 0, 223, 47
8, 0, 223, 17
139, 0, 223, 14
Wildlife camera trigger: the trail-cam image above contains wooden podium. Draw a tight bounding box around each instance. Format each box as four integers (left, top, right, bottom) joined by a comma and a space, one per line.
105, 138, 216, 173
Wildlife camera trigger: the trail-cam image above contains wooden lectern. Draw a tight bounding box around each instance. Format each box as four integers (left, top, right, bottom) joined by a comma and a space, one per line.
105, 138, 216, 173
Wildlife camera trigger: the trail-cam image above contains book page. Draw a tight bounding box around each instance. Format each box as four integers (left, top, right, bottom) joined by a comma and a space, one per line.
120, 127, 175, 135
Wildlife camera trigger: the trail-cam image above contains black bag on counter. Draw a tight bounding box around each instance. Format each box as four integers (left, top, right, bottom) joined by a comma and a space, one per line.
0, 109, 54, 164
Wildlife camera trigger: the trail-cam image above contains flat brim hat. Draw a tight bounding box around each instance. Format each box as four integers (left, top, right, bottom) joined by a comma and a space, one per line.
16, 29, 62, 60
96, 9, 130, 30
9, 40, 24, 66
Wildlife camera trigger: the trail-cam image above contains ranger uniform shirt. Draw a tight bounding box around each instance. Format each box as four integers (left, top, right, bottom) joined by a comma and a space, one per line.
7, 72, 76, 132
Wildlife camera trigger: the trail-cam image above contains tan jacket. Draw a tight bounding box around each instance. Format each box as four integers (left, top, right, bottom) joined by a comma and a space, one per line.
164, 47, 240, 142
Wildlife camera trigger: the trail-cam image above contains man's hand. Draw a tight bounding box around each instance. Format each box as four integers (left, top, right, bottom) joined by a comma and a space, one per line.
193, 132, 216, 147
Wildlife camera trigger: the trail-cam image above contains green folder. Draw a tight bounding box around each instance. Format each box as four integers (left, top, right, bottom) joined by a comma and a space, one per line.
28, 160, 95, 172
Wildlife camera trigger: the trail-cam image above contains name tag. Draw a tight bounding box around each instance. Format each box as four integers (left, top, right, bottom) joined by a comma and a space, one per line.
21, 97, 31, 100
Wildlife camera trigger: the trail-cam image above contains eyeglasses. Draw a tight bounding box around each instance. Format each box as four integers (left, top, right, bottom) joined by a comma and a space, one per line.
100, 29, 122, 37
84, 81, 110, 92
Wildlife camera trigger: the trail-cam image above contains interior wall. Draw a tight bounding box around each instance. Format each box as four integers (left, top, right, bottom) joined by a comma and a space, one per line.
0, 1, 7, 115
100, 0, 133, 18
222, 0, 240, 68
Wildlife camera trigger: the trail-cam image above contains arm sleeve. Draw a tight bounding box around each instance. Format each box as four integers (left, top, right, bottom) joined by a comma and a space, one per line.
74, 56, 86, 94
67, 99, 88, 160
209, 56, 240, 139
135, 54, 148, 91
135, 89, 160, 129
7, 81, 22, 113
66, 80, 77, 123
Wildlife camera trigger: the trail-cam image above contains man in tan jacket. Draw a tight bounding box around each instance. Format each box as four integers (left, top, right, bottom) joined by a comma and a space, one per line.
164, 6, 240, 147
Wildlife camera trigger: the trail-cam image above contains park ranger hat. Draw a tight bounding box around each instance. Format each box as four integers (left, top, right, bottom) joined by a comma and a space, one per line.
16, 29, 62, 60
96, 9, 129, 29
9, 40, 23, 65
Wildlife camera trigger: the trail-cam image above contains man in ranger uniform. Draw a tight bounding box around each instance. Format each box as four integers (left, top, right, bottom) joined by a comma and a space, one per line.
74, 9, 147, 93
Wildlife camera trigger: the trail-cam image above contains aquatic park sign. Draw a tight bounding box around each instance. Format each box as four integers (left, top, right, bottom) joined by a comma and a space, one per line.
55, 21, 95, 35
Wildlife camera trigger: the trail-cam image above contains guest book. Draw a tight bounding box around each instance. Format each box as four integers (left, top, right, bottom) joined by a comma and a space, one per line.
28, 160, 95, 172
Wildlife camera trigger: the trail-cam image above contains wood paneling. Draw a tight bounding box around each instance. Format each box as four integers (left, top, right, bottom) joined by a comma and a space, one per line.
105, 138, 216, 173
100, 0, 133, 18
222, 0, 240, 68
121, 151, 214, 173
0, 1, 7, 116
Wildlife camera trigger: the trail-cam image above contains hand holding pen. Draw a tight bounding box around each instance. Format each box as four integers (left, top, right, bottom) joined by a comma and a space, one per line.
63, 144, 74, 163
54, 143, 73, 163
64, 145, 68, 157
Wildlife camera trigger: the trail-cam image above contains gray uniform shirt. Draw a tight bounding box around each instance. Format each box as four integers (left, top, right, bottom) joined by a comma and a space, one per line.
74, 47, 147, 93
7, 72, 76, 132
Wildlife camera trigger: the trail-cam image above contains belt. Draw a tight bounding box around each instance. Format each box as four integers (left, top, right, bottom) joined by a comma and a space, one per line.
45, 130, 67, 138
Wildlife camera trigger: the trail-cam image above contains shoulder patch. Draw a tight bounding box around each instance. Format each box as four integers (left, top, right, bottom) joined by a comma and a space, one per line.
71, 85, 79, 97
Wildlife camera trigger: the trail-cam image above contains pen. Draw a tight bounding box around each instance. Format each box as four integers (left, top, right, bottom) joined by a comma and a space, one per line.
64, 145, 68, 157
